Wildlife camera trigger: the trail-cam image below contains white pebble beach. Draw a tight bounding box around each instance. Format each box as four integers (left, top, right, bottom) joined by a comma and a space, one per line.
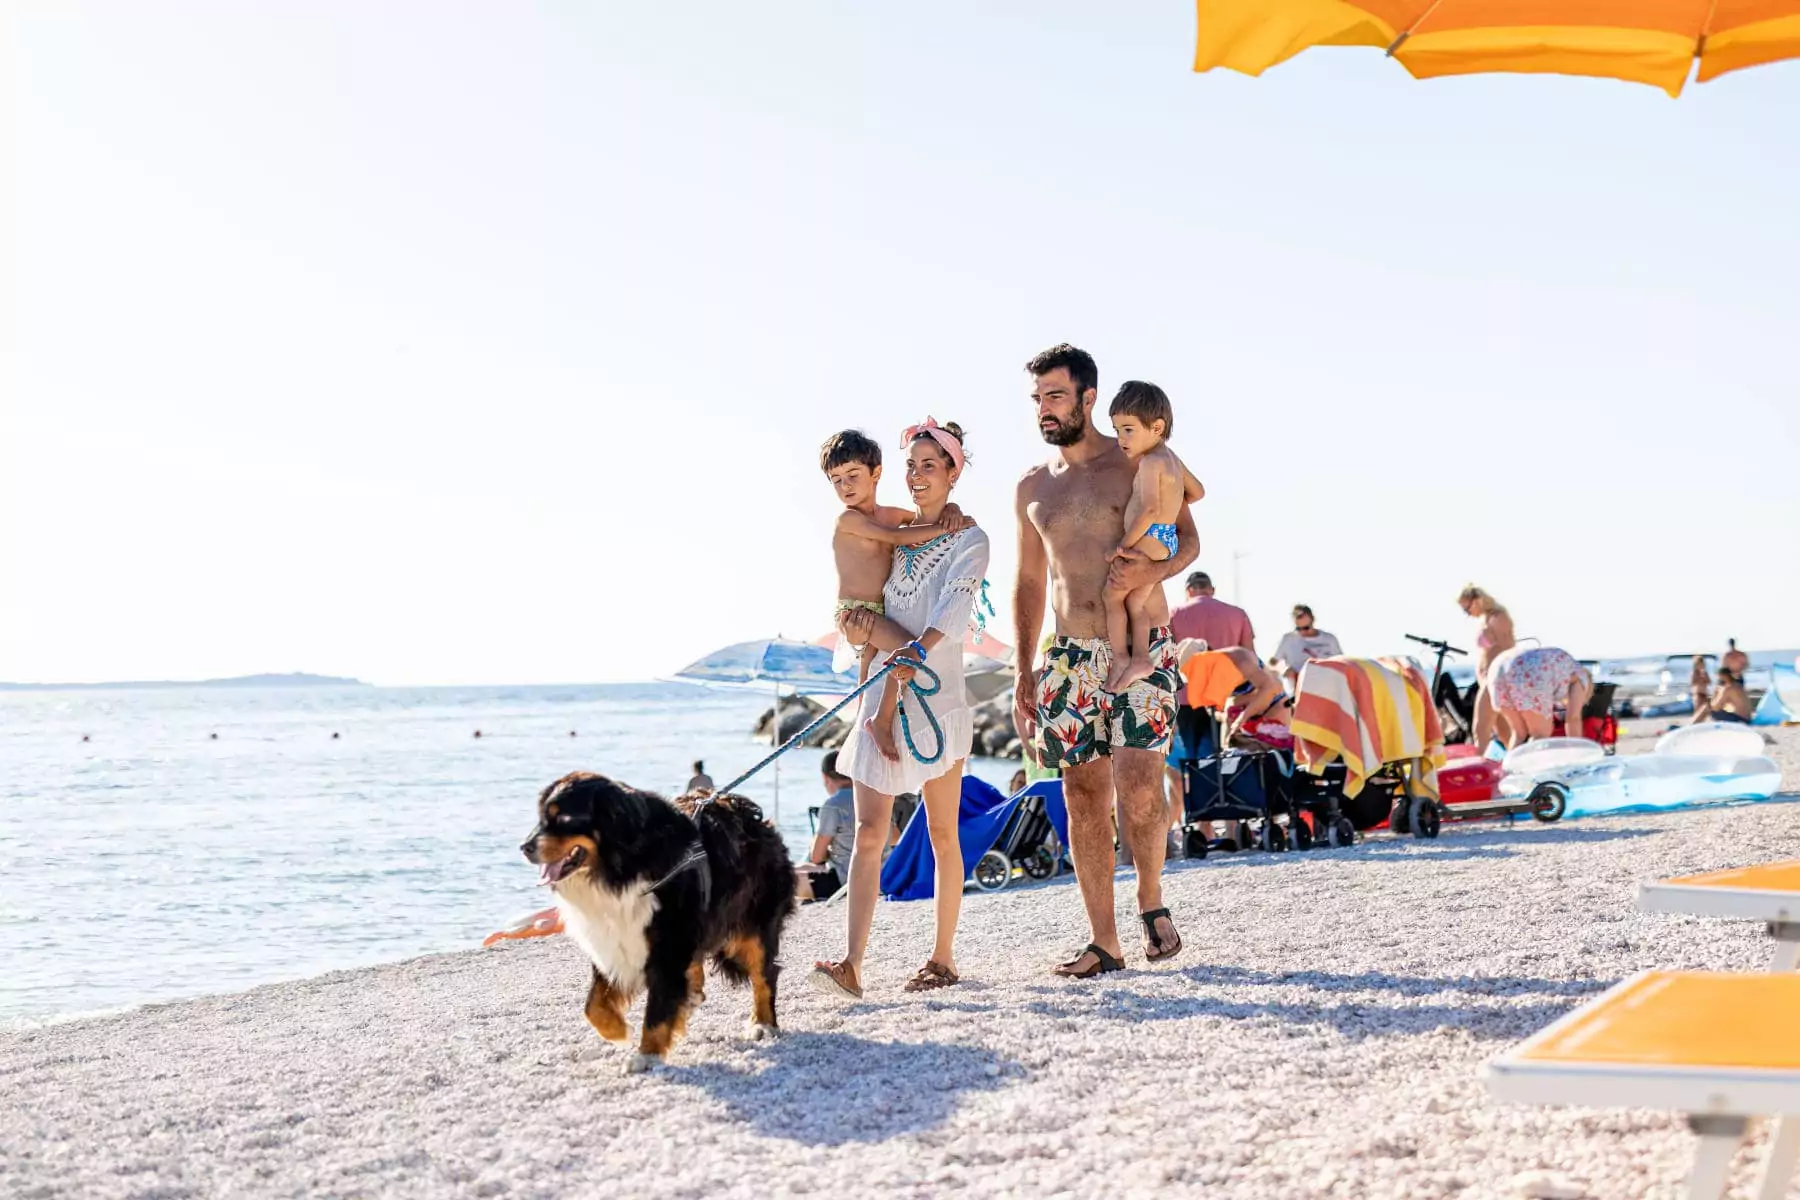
5, 725, 1797, 1200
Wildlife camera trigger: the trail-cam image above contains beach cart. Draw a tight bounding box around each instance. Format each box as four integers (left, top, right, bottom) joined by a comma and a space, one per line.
1293, 656, 1446, 838
1172, 651, 1318, 856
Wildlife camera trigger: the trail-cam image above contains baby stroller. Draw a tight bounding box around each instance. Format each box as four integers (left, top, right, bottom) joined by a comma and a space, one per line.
969, 780, 1069, 892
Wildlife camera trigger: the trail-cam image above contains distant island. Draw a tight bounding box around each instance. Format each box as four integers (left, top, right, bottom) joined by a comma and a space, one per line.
0, 672, 368, 691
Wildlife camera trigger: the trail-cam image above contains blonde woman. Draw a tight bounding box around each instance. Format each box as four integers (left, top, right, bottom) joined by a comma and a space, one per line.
1456, 585, 1515, 748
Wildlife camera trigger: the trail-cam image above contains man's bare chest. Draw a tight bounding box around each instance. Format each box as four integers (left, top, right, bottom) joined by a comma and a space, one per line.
1028, 468, 1131, 540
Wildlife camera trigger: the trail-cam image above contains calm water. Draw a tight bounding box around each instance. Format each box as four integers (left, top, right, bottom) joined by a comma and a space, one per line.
0, 683, 1014, 1025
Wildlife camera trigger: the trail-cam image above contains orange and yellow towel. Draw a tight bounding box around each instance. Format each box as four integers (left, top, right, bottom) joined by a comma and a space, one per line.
1292, 656, 1444, 799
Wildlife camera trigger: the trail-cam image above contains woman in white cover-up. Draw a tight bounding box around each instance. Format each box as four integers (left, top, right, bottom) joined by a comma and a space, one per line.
811, 418, 989, 998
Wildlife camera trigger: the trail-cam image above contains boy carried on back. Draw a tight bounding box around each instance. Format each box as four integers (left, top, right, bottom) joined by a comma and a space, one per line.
821, 430, 973, 760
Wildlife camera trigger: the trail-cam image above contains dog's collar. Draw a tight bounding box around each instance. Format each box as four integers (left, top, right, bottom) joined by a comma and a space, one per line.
646, 842, 707, 892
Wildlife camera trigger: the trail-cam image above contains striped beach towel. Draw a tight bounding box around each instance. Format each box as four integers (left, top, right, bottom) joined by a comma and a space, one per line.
1292, 657, 1444, 800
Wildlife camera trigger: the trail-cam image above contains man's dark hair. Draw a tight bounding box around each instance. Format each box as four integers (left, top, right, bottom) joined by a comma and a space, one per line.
1025, 344, 1098, 397
820, 430, 882, 474
1186, 571, 1212, 593
1108, 381, 1174, 439
692, 759, 704, 773
1292, 605, 1314, 621
821, 751, 847, 782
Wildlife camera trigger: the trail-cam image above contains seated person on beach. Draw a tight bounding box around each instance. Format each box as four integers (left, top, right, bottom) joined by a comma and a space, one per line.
1710, 668, 1754, 724
1688, 656, 1713, 724
822, 429, 973, 761
1102, 382, 1204, 694
1272, 605, 1343, 692
797, 752, 858, 902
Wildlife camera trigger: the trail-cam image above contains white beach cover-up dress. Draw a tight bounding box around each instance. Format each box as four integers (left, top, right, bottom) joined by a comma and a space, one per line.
838, 526, 991, 797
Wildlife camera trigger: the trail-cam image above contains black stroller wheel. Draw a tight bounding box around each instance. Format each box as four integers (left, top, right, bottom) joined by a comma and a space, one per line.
1388, 798, 1411, 836
1330, 817, 1356, 848
1258, 821, 1287, 853
1529, 782, 1568, 823
972, 850, 1011, 892
1021, 845, 1059, 880
1409, 798, 1441, 840
1183, 828, 1209, 860
1290, 816, 1314, 851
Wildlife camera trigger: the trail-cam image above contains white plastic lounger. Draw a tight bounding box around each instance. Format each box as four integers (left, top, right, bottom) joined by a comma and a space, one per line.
1485, 971, 1800, 1200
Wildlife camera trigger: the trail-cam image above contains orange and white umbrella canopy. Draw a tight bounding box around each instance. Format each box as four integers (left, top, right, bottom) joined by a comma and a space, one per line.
1193, 0, 1800, 96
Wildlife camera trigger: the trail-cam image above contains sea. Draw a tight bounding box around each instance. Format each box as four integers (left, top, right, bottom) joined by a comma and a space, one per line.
0, 683, 1019, 1027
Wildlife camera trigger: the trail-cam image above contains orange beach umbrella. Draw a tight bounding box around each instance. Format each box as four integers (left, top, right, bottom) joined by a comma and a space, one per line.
1193, 0, 1800, 96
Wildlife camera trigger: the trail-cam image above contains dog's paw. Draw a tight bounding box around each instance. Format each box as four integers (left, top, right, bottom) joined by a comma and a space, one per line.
744, 1021, 780, 1042
624, 1053, 661, 1076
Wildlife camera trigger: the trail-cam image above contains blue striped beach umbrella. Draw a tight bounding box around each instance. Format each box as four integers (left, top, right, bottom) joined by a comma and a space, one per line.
672, 637, 858, 820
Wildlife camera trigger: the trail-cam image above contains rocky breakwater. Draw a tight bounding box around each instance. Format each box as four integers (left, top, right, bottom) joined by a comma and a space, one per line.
751, 688, 1025, 761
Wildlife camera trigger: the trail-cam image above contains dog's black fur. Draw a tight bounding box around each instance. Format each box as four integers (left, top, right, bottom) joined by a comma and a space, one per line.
520, 771, 795, 1070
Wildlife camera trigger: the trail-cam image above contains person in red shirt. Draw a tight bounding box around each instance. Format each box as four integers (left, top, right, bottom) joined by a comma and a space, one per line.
1168, 572, 1255, 655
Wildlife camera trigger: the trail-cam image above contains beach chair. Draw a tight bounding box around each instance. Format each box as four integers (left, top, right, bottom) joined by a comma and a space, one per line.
1636, 862, 1800, 1197
1486, 971, 1800, 1199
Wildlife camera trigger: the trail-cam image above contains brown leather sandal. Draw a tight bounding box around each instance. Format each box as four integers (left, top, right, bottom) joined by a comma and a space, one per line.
1052, 943, 1125, 979
1141, 908, 1183, 963
808, 960, 863, 999
902, 961, 960, 992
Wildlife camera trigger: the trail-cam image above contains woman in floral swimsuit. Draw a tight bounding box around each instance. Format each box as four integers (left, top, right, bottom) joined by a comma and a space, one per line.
1487, 646, 1593, 750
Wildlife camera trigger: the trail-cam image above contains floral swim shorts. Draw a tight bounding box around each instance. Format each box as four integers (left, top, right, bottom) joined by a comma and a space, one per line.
1035, 627, 1178, 768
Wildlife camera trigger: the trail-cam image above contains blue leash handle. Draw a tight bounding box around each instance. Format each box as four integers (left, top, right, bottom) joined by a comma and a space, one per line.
712, 653, 941, 799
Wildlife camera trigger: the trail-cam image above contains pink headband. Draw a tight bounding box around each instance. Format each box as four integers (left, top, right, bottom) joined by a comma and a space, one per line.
900, 416, 963, 473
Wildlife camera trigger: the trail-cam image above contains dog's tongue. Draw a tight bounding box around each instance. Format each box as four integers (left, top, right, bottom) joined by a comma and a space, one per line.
538, 858, 569, 887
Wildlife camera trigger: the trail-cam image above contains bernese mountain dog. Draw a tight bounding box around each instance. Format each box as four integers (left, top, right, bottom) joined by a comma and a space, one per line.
520, 772, 796, 1073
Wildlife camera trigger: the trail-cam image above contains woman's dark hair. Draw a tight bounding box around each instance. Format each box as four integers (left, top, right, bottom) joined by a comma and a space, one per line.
1108, 381, 1174, 438
819, 430, 882, 474
1025, 344, 1098, 396
909, 421, 971, 466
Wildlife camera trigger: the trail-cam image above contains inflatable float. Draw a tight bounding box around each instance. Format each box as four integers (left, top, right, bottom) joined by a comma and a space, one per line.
1498, 728, 1781, 818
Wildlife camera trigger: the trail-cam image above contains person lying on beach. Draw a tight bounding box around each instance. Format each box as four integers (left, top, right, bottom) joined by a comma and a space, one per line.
822, 429, 974, 761
1102, 382, 1204, 694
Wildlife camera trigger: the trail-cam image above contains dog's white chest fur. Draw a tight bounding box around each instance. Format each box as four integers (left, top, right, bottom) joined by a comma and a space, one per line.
554, 877, 659, 991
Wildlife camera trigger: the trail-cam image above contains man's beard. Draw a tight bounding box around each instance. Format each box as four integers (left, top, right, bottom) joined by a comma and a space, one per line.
1039, 411, 1087, 447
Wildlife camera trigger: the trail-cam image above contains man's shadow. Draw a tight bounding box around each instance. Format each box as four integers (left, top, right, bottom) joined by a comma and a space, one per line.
662, 1031, 1017, 1146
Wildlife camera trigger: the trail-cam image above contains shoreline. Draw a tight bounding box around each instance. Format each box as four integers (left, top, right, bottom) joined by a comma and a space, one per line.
5, 728, 1799, 1198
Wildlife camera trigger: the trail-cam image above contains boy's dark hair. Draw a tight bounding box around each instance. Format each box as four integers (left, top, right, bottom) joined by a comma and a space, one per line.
821, 751, 848, 782
820, 430, 882, 474
1024, 344, 1098, 397
1108, 380, 1174, 438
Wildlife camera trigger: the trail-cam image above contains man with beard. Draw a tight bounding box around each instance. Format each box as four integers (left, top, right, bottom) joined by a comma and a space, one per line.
1012, 344, 1198, 977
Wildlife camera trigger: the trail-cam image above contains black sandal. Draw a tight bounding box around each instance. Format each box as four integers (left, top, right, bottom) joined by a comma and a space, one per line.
1052, 943, 1125, 979
1140, 908, 1183, 963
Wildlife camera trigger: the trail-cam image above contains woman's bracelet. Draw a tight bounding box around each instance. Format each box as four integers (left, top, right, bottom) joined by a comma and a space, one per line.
906, 639, 927, 662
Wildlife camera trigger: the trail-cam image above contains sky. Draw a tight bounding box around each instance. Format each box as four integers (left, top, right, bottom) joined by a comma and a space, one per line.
4, 1, 1797, 686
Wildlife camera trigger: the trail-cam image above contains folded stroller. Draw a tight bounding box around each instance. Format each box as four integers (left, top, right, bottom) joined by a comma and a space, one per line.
969, 781, 1068, 892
